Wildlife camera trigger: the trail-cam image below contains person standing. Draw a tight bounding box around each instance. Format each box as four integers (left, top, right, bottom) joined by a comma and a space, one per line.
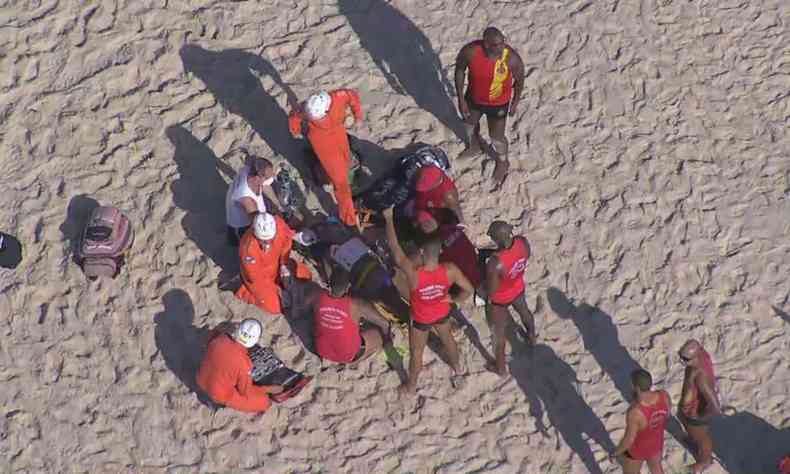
288, 89, 363, 228
610, 369, 671, 474
678, 339, 721, 473
484, 220, 535, 376
382, 207, 473, 395
225, 156, 282, 245
454, 27, 525, 189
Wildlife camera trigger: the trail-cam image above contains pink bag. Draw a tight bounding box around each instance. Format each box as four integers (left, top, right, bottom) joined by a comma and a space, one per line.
78, 206, 134, 279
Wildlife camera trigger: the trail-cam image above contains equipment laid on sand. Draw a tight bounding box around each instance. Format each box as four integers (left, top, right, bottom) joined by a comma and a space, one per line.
247, 345, 312, 403
0, 232, 22, 270
77, 206, 134, 280
355, 144, 450, 212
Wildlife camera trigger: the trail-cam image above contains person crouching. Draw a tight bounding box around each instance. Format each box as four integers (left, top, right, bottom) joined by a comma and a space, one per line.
196, 319, 283, 413
312, 269, 393, 364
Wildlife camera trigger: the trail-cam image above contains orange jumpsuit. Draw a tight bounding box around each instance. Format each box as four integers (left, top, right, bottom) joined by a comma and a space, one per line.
289, 89, 362, 227
235, 215, 310, 315
196, 332, 272, 412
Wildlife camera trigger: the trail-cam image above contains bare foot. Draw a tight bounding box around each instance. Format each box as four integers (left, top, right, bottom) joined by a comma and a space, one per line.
450, 373, 468, 389
491, 158, 510, 189
485, 362, 509, 377
457, 144, 482, 161
398, 383, 416, 397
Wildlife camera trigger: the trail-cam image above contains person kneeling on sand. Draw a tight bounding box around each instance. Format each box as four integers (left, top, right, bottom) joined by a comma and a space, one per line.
196, 319, 283, 413
310, 269, 394, 365
383, 207, 474, 395
610, 369, 671, 474
236, 213, 311, 315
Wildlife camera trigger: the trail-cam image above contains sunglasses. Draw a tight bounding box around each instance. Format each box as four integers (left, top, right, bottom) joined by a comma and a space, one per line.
679, 354, 692, 363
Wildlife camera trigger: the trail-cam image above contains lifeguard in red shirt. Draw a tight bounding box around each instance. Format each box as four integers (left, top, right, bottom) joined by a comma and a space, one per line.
485, 220, 536, 376
610, 369, 672, 473
455, 27, 525, 189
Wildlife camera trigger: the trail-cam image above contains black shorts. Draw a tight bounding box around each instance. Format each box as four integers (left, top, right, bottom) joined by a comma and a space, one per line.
680, 411, 710, 427
467, 96, 509, 120
227, 225, 249, 246
350, 338, 367, 363
412, 313, 451, 331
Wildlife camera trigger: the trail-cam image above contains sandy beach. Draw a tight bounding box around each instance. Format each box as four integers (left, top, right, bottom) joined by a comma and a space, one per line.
1, 0, 789, 472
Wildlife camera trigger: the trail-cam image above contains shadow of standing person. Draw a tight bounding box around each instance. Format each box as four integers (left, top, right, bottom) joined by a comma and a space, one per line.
167, 125, 238, 275
153, 289, 216, 407
59, 194, 100, 266
338, 0, 466, 142
710, 410, 790, 474
179, 45, 317, 187
511, 343, 615, 474
545, 287, 691, 454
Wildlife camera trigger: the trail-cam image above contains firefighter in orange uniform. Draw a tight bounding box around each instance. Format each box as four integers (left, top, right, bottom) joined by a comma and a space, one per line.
288, 89, 363, 227
235, 213, 310, 315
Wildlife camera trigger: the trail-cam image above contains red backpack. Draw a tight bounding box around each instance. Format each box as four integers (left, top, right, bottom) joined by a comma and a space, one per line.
77, 206, 134, 279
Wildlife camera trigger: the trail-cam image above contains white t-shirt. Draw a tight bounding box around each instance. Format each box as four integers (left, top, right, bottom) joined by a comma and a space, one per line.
225, 165, 267, 229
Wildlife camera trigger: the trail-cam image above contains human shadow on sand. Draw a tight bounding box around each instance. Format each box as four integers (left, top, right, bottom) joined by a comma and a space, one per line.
711, 410, 790, 473
546, 287, 690, 454
179, 45, 318, 186
167, 124, 238, 275
511, 343, 615, 474
60, 194, 100, 263
338, 0, 466, 142
153, 289, 216, 407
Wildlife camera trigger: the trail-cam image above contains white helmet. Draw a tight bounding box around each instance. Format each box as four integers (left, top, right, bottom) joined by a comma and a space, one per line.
305, 91, 331, 120
234, 318, 262, 348
253, 212, 277, 241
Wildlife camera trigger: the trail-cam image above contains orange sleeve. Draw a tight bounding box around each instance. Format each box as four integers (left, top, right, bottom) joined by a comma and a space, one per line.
222, 358, 271, 412
288, 111, 303, 137
279, 219, 296, 266
335, 89, 362, 121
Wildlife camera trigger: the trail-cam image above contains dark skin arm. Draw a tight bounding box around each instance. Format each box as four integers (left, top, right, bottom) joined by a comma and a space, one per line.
352, 298, 392, 336
508, 47, 526, 117
454, 43, 474, 120
696, 372, 722, 421
382, 207, 418, 285
444, 188, 465, 225
485, 254, 502, 300
445, 262, 474, 303
611, 404, 645, 458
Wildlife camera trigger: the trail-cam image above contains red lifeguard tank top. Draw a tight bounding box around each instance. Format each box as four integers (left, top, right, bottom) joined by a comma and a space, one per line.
628, 392, 670, 460
414, 174, 456, 214
314, 292, 361, 363
490, 237, 529, 305
410, 265, 452, 324
467, 42, 514, 106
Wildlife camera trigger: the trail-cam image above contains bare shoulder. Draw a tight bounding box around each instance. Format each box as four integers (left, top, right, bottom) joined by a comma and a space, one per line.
458, 41, 479, 59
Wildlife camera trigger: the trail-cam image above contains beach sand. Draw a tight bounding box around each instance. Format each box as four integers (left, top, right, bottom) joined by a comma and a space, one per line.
1, 1, 789, 472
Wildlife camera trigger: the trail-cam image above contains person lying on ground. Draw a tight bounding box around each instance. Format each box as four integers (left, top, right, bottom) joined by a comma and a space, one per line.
293, 215, 410, 324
